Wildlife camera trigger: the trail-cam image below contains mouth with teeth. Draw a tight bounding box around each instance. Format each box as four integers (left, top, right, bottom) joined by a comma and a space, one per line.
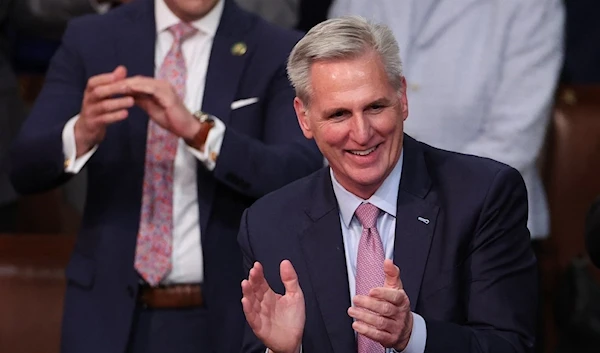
347, 143, 381, 156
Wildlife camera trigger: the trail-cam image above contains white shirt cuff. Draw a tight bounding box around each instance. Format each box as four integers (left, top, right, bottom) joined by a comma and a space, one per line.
89, 0, 111, 14
396, 312, 427, 353
62, 115, 98, 174
186, 115, 225, 171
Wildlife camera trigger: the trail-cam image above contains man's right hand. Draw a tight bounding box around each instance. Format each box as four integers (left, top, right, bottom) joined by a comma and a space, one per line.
241, 260, 305, 353
74, 66, 133, 156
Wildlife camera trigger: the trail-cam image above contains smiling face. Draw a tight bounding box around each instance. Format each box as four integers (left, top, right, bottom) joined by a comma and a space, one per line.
294, 50, 408, 199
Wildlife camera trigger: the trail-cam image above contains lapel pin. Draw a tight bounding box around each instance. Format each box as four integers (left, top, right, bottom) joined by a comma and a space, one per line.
231, 42, 247, 56
417, 217, 430, 225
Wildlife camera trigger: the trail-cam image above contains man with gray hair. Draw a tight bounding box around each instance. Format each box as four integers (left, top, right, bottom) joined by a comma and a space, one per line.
239, 16, 538, 353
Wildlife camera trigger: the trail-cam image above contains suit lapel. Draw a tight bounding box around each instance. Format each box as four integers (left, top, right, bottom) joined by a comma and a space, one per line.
299, 171, 356, 353
394, 136, 439, 311
197, 0, 254, 237
116, 0, 156, 164
202, 0, 253, 125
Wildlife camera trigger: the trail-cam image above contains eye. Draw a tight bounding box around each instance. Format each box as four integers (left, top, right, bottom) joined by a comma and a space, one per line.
368, 104, 385, 112
329, 110, 349, 119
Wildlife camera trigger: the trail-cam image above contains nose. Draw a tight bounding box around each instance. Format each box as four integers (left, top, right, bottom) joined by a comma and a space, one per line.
350, 113, 371, 145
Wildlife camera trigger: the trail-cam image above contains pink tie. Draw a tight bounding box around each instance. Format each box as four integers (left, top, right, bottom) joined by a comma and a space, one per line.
355, 202, 386, 353
134, 22, 197, 286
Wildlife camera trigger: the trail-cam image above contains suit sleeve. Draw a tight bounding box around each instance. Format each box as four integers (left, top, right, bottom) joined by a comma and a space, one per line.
462, 0, 564, 173
9, 21, 86, 194
212, 61, 323, 199
585, 196, 600, 268
238, 209, 270, 353
424, 167, 538, 353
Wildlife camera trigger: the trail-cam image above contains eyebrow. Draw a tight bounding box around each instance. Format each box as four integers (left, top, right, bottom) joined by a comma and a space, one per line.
367, 97, 393, 108
322, 97, 393, 118
322, 107, 351, 118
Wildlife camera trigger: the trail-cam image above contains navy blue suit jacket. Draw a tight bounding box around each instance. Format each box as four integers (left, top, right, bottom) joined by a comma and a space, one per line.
239, 135, 537, 353
9, 1, 322, 352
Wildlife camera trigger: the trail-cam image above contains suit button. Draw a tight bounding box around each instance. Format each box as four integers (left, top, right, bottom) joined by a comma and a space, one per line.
127, 285, 135, 298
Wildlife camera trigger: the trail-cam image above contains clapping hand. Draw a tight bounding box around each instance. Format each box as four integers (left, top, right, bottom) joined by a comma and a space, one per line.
241, 260, 305, 353
348, 259, 413, 351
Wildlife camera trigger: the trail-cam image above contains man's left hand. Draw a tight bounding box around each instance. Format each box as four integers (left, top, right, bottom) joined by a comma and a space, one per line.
347, 259, 413, 351
124, 76, 199, 140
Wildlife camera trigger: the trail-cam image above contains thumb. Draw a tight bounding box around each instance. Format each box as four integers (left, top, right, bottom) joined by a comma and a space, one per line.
113, 65, 127, 81
280, 259, 302, 295
383, 259, 402, 289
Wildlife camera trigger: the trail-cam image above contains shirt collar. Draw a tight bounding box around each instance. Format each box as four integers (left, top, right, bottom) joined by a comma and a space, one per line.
155, 0, 223, 37
331, 149, 404, 227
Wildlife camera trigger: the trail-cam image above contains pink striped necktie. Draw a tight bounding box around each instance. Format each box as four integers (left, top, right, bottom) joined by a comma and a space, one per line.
354, 202, 386, 353
134, 22, 197, 286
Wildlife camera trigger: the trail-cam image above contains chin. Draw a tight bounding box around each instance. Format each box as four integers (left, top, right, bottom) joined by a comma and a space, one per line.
349, 170, 385, 191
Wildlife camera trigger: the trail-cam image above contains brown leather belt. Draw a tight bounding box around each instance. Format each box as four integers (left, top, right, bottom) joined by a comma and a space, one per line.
139, 284, 203, 309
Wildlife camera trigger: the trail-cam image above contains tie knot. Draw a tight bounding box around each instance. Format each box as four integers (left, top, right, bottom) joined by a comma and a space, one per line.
355, 203, 381, 229
168, 22, 197, 43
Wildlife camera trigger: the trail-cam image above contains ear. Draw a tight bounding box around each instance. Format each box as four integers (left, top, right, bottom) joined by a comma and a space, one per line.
294, 97, 314, 139
399, 76, 409, 122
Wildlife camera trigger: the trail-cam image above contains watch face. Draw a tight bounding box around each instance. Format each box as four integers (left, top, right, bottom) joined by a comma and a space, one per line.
194, 110, 214, 124
194, 111, 208, 121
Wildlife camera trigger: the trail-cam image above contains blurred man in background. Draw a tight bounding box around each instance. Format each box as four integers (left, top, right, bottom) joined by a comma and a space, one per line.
9, 0, 322, 352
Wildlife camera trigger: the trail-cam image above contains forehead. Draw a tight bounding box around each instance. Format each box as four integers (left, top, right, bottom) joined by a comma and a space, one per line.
308, 52, 393, 107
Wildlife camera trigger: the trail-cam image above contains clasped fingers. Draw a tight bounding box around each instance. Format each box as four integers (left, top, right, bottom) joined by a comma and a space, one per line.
348, 289, 413, 350
352, 294, 401, 319
368, 287, 410, 308
87, 96, 135, 117
86, 80, 131, 103
124, 76, 179, 109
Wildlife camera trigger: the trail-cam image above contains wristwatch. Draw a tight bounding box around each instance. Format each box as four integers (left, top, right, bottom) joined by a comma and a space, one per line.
185, 110, 215, 151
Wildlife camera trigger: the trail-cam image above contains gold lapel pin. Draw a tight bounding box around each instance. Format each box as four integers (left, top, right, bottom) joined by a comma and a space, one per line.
231, 42, 247, 56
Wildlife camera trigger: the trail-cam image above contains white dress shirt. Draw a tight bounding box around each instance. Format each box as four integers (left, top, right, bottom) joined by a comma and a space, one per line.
329, 0, 565, 239
62, 0, 228, 284
329, 151, 427, 353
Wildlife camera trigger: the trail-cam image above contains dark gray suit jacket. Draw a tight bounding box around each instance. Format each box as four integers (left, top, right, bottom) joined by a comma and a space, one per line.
240, 135, 538, 353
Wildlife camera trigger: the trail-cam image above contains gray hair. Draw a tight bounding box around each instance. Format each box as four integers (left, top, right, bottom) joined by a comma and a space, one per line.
287, 16, 404, 104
